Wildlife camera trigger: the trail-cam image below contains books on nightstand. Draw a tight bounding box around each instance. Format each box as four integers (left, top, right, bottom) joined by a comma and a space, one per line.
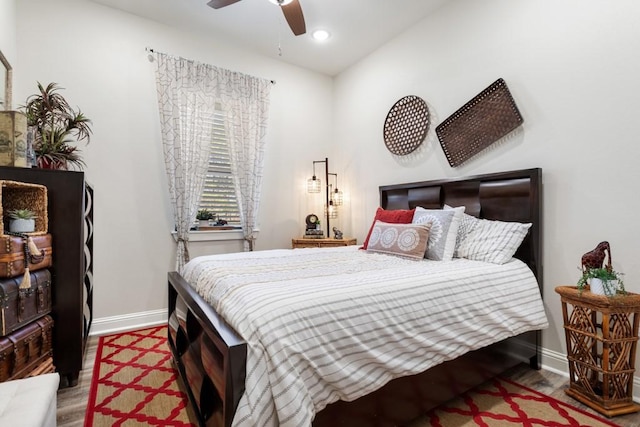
304, 230, 324, 239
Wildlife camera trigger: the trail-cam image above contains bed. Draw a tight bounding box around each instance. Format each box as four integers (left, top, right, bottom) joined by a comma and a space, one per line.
167, 167, 546, 427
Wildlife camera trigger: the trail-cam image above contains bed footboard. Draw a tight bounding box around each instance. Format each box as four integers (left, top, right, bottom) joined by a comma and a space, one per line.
168, 272, 246, 427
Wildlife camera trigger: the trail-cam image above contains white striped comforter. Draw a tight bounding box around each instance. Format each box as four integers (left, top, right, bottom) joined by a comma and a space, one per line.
182, 246, 548, 427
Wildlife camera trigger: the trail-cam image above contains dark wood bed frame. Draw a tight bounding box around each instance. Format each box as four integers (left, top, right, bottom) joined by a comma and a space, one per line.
167, 167, 543, 427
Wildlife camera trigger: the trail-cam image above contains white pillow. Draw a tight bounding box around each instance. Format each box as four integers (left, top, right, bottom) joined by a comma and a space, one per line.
412, 206, 464, 261
457, 212, 479, 244
456, 218, 531, 264
444, 205, 478, 256
366, 221, 432, 260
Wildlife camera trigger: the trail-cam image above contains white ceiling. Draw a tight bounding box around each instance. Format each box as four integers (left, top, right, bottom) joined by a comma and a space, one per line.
89, 0, 448, 76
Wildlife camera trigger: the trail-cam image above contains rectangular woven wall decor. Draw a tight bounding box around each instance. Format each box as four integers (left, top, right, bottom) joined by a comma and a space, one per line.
436, 78, 523, 167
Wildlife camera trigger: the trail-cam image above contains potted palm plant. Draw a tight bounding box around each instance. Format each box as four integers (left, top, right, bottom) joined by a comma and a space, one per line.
23, 82, 92, 170
577, 267, 625, 297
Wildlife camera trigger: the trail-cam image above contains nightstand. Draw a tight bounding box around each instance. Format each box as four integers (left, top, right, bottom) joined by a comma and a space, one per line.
555, 286, 640, 417
291, 237, 357, 249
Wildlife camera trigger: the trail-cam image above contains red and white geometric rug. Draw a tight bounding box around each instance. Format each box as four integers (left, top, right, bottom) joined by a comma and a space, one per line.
85, 326, 621, 427
421, 377, 621, 427
84, 326, 195, 426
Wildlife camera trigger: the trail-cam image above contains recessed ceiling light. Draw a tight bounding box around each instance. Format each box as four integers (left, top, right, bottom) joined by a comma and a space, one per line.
268, 0, 294, 5
311, 29, 330, 41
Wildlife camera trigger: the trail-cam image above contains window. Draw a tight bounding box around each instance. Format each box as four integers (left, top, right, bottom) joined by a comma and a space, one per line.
199, 109, 241, 225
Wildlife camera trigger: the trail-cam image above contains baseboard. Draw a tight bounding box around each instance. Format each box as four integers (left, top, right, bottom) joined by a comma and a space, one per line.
89, 309, 167, 336
541, 346, 640, 403
541, 347, 569, 376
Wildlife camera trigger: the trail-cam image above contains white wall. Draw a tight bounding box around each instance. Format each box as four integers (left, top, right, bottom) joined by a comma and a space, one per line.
14, 0, 333, 326
0, 0, 16, 61
333, 0, 640, 378
0, 0, 16, 101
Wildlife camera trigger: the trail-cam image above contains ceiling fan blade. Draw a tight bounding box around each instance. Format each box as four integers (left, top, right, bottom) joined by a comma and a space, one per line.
207, 0, 242, 9
281, 0, 306, 36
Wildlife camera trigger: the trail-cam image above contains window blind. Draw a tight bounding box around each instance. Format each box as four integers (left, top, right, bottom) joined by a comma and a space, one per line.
199, 111, 240, 225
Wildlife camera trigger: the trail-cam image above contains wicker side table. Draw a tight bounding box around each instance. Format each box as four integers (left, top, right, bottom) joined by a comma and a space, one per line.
555, 286, 640, 417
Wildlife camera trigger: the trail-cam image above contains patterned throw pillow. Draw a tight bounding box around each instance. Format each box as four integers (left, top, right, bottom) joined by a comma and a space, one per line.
361, 207, 415, 249
366, 221, 432, 260
412, 206, 465, 261
456, 218, 532, 264
452, 211, 480, 257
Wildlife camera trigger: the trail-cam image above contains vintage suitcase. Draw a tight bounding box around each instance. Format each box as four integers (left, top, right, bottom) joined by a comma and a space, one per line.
0, 269, 51, 336
0, 315, 53, 382
26, 356, 55, 377
0, 234, 52, 278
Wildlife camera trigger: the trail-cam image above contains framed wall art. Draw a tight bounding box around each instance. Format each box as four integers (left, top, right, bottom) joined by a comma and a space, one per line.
0, 50, 12, 111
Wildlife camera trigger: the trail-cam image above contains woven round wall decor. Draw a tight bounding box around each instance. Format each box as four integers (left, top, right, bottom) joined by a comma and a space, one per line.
383, 95, 430, 156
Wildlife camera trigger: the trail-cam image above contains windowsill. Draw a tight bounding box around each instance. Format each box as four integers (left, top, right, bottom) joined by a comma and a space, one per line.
171, 228, 258, 242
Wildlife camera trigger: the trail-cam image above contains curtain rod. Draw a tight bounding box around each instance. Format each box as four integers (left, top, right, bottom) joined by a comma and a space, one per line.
145, 47, 276, 85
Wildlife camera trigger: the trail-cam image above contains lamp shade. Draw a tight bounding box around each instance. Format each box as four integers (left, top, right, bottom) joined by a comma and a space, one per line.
325, 202, 338, 219
307, 176, 321, 193
333, 188, 344, 206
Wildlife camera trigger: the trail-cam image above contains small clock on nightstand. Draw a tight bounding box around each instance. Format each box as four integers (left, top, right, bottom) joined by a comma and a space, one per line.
305, 213, 319, 229
304, 213, 324, 238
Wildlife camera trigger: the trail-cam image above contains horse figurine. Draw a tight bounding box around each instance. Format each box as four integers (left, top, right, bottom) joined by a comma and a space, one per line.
581, 241, 612, 272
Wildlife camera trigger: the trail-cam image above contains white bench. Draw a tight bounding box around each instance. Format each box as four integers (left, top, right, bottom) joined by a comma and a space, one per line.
0, 373, 59, 427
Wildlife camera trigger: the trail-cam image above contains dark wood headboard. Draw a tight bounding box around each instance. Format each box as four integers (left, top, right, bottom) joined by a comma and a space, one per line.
379, 168, 542, 288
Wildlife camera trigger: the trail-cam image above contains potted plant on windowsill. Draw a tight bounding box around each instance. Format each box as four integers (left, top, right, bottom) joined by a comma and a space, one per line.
577, 267, 625, 297
22, 82, 92, 170
7, 209, 37, 233
196, 209, 215, 228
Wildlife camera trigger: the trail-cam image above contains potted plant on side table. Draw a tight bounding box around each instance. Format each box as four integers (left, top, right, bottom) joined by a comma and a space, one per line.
577, 267, 625, 297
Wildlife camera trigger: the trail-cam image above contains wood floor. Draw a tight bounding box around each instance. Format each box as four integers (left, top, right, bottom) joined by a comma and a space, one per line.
58, 335, 639, 426
56, 335, 98, 427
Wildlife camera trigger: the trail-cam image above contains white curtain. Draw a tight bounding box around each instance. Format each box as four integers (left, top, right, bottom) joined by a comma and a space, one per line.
219, 72, 271, 251
154, 52, 271, 270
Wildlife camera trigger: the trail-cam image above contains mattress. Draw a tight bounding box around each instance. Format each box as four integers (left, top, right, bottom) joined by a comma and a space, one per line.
182, 246, 548, 427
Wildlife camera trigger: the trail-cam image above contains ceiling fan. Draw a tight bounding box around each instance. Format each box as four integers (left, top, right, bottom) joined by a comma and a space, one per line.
207, 0, 306, 36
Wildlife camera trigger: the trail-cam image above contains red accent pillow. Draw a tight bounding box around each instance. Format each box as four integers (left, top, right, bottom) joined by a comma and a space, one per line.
361, 207, 416, 249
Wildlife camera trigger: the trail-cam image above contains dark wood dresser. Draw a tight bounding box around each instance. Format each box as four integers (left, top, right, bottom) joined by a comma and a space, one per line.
0, 166, 93, 387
